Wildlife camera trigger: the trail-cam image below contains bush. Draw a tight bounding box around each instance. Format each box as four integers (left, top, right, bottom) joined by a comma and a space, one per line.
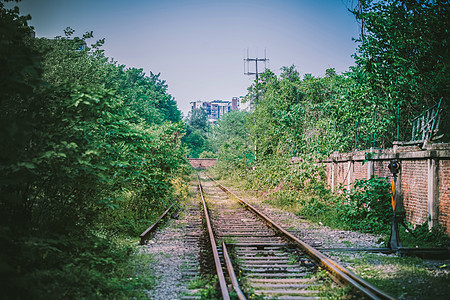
0, 4, 185, 298
217, 153, 393, 235
400, 222, 450, 248
337, 177, 392, 233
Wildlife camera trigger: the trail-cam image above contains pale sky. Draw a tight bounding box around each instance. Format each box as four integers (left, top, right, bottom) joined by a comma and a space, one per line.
9, 0, 361, 116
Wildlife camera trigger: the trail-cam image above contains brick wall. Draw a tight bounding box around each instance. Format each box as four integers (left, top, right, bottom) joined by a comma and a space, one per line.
336, 162, 346, 185
320, 143, 450, 234
373, 160, 390, 178
440, 160, 450, 233
187, 158, 217, 169
353, 161, 365, 181
402, 160, 428, 225
326, 163, 333, 187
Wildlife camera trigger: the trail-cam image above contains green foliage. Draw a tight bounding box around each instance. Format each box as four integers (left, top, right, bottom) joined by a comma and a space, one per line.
188, 107, 209, 131
182, 108, 215, 157
245, 66, 361, 156
0, 4, 186, 298
352, 0, 450, 142
212, 110, 253, 171
215, 151, 393, 235
211, 0, 449, 242
399, 221, 450, 248
186, 275, 220, 299
0, 3, 40, 105
342, 252, 450, 299
33, 32, 181, 126
8, 232, 142, 299
240, 0, 449, 155
337, 177, 392, 233
199, 150, 217, 158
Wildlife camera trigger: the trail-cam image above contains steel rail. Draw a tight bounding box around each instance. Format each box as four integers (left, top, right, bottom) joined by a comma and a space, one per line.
222, 241, 247, 300
197, 174, 230, 300
207, 174, 396, 300
139, 201, 177, 245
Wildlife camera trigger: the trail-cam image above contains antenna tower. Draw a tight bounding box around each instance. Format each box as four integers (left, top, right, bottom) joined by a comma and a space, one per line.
244, 49, 269, 80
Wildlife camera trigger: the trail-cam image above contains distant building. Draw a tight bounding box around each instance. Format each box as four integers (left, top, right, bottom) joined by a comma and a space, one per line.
190, 98, 242, 124
232, 97, 239, 110
239, 96, 252, 111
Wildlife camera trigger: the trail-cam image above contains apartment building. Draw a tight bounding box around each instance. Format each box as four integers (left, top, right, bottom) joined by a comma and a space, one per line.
190, 97, 241, 124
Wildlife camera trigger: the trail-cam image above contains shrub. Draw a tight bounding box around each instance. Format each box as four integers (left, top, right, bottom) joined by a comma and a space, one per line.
337, 177, 392, 233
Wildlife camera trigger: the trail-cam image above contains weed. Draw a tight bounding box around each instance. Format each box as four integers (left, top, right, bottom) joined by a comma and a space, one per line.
336, 252, 450, 299
187, 275, 220, 299
399, 222, 450, 248
342, 240, 353, 247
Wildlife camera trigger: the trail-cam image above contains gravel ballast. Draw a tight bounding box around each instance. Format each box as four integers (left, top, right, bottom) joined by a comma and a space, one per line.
138, 175, 449, 299
218, 178, 450, 300
140, 193, 203, 300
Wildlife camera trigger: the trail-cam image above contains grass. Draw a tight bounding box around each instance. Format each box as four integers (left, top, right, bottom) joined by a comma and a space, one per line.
220, 236, 238, 244
312, 269, 353, 299
185, 275, 221, 299
342, 240, 353, 247
127, 251, 157, 297
331, 252, 450, 299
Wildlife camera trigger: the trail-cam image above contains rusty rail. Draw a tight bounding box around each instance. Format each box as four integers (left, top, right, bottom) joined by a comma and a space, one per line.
207, 174, 396, 300
139, 201, 177, 245
222, 241, 246, 300
197, 174, 230, 300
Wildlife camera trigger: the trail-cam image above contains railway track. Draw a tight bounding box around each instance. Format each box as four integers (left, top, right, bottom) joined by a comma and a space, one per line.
197, 173, 395, 300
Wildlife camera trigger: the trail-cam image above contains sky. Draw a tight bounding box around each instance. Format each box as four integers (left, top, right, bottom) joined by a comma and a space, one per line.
9, 0, 361, 116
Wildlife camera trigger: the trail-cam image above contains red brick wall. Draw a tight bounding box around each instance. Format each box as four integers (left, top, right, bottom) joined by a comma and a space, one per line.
326, 163, 333, 187
440, 160, 450, 232
319, 145, 450, 234
353, 161, 366, 181
374, 161, 391, 178
336, 163, 346, 185
187, 158, 217, 169
401, 160, 428, 225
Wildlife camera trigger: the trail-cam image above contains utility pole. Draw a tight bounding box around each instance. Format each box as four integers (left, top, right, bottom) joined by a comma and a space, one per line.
243, 49, 268, 165
244, 49, 269, 80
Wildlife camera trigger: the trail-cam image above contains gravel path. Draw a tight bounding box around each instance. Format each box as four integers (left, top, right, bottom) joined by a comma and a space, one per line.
140, 192, 202, 300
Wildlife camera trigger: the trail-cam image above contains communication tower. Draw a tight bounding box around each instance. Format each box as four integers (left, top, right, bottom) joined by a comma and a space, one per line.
244, 49, 269, 80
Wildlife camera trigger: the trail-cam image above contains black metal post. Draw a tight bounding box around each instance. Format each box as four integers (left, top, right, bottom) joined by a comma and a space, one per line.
388, 160, 402, 251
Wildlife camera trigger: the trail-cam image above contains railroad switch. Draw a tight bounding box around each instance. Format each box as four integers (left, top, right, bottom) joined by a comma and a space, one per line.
388, 160, 415, 252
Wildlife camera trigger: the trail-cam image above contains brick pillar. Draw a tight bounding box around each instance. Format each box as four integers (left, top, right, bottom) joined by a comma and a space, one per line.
347, 160, 353, 192
367, 147, 374, 179
331, 160, 337, 191
396, 168, 403, 213
427, 156, 440, 229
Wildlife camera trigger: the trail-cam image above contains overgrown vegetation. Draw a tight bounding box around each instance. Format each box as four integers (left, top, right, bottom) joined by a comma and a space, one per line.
186, 275, 221, 299
0, 2, 189, 298
212, 0, 449, 244
182, 108, 216, 158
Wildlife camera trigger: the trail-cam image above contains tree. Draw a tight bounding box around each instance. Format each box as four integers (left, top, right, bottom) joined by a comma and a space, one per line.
0, 4, 186, 297
182, 108, 214, 157
212, 110, 253, 170
188, 107, 209, 132
33, 33, 182, 125
352, 0, 450, 142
